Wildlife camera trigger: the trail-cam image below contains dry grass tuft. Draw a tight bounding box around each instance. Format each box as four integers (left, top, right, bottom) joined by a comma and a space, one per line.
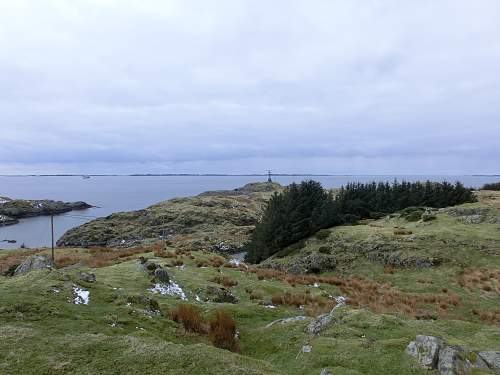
169, 304, 206, 334
209, 311, 239, 352
210, 275, 238, 288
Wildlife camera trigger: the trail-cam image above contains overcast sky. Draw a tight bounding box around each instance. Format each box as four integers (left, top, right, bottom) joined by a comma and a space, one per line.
0, 0, 499, 175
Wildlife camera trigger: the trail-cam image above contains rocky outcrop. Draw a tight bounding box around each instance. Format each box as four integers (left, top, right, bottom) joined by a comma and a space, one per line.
57, 182, 281, 250
265, 316, 309, 328
0, 214, 18, 227
437, 346, 488, 375
406, 335, 444, 368
0, 196, 92, 224
14, 255, 55, 276
138, 258, 170, 284
306, 296, 347, 335
406, 335, 498, 374
77, 272, 96, 283
202, 286, 238, 304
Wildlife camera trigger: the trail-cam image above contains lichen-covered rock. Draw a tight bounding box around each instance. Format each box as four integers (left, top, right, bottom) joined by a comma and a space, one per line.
78, 272, 96, 283
478, 351, 500, 371
406, 335, 444, 369
154, 268, 170, 283
14, 255, 55, 276
126, 294, 161, 314
203, 286, 238, 304
290, 252, 336, 274
306, 296, 346, 335
265, 316, 308, 328
437, 346, 488, 375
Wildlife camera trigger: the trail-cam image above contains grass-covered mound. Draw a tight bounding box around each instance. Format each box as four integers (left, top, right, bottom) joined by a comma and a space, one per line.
0, 190, 498, 374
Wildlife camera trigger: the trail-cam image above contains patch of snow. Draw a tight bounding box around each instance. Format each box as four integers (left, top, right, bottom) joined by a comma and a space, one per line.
264, 304, 277, 309
312, 282, 320, 288
52, 288, 60, 294
73, 286, 90, 305
195, 295, 201, 302
228, 258, 241, 266
334, 295, 347, 307
176, 264, 186, 270
302, 345, 312, 353
150, 281, 187, 300
110, 322, 117, 327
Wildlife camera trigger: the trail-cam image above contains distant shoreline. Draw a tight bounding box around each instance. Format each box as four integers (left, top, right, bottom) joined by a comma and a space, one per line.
1, 174, 499, 177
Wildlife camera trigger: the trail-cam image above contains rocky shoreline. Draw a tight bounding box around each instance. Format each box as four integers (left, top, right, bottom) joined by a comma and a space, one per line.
0, 196, 92, 227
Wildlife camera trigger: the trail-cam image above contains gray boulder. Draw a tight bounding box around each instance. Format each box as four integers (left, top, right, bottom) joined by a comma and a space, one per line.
306, 296, 347, 335
478, 351, 500, 371
406, 335, 444, 369
438, 346, 488, 375
14, 255, 55, 276
78, 272, 96, 283
265, 316, 308, 328
291, 252, 336, 274
154, 267, 170, 283
203, 286, 238, 304
320, 369, 334, 375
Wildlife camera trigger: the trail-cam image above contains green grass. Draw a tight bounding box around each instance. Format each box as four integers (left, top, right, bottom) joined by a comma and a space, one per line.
1, 197, 499, 374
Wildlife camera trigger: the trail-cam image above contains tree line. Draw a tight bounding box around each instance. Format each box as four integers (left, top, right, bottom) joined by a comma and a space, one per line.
245, 180, 475, 263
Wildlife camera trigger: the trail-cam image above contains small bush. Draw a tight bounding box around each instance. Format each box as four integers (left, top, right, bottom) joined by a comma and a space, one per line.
169, 304, 206, 334
153, 242, 166, 257
209, 311, 239, 352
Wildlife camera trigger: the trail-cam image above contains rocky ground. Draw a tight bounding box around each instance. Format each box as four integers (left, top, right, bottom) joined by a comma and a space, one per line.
0, 189, 498, 374
57, 182, 282, 252
0, 196, 92, 227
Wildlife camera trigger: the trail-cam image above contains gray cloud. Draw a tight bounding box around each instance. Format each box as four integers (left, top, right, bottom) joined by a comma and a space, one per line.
0, 0, 499, 174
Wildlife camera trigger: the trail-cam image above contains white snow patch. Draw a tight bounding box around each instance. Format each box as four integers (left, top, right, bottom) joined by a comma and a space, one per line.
228, 258, 241, 266
52, 288, 60, 294
176, 265, 186, 270
73, 286, 90, 305
150, 281, 187, 300
195, 295, 201, 302
264, 304, 277, 309
312, 282, 320, 288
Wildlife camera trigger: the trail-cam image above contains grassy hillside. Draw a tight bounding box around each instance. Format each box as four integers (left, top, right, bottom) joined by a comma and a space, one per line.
0, 191, 498, 374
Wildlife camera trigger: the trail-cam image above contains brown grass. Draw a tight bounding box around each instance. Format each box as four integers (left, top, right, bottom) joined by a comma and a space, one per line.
210, 276, 238, 288
169, 304, 206, 334
471, 308, 500, 325
458, 268, 500, 295
209, 311, 239, 352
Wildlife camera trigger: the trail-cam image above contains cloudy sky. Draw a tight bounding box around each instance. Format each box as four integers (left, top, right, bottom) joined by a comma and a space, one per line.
0, 0, 499, 175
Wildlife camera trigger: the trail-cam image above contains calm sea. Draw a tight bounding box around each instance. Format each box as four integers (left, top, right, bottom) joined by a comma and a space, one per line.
0, 175, 497, 250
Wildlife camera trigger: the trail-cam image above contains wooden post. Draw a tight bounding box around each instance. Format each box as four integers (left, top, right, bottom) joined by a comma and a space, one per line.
51, 215, 55, 261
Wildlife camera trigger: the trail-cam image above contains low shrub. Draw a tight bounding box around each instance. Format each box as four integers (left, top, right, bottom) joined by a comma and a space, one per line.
169, 304, 206, 334
208, 311, 239, 352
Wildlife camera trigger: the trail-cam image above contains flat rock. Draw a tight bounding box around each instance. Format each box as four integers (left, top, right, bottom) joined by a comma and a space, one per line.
14, 255, 55, 276
406, 335, 444, 369
438, 346, 488, 375
478, 351, 500, 371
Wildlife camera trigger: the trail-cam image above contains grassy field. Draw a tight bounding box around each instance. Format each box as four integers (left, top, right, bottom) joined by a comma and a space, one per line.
0, 192, 499, 374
